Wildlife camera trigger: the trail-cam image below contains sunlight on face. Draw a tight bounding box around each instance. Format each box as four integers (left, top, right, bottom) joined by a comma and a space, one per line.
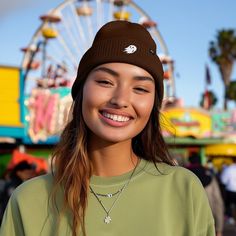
82, 63, 155, 144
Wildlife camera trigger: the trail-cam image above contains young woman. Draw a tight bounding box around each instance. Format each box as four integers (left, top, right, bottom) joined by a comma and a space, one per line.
0, 21, 215, 236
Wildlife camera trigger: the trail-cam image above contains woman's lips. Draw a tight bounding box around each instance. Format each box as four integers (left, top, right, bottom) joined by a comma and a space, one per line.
99, 110, 133, 127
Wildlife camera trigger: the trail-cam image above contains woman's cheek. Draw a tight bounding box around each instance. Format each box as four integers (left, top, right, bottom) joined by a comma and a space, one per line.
137, 96, 155, 116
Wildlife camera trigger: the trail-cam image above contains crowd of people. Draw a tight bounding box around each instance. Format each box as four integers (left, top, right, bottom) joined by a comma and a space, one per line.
220, 158, 236, 224
186, 153, 236, 236
0, 161, 37, 223
0, 152, 236, 235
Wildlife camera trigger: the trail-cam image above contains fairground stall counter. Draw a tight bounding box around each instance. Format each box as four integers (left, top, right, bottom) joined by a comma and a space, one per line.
0, 65, 71, 176
162, 107, 236, 170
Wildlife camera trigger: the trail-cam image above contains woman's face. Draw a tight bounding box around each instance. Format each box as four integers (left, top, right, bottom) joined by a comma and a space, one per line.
82, 63, 155, 143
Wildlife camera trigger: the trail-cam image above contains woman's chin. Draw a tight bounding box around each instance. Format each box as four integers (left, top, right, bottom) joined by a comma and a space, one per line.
91, 132, 133, 145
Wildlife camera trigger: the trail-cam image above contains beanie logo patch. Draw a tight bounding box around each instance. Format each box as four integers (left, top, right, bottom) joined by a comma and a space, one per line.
123, 45, 137, 54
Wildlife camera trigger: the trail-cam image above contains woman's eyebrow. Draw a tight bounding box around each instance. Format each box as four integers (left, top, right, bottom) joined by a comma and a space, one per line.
92, 67, 119, 77
92, 67, 154, 82
133, 76, 154, 83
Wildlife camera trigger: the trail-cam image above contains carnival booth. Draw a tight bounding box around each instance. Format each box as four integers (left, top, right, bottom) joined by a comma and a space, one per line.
205, 144, 236, 171
162, 107, 236, 168
0, 66, 24, 139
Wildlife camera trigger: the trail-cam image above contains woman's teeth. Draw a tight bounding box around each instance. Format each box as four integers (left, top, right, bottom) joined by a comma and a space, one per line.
102, 112, 130, 122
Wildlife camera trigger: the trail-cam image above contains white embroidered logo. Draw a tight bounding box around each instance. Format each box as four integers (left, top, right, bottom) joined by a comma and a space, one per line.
123, 45, 137, 54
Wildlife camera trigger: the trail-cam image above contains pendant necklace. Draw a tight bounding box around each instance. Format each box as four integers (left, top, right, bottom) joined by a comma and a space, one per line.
89, 160, 139, 224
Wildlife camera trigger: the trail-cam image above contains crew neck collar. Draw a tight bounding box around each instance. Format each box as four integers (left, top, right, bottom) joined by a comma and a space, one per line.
90, 158, 148, 186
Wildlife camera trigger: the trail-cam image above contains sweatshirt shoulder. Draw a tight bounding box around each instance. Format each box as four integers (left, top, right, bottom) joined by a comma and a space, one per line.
170, 165, 200, 178
151, 161, 200, 177
164, 164, 203, 182
146, 161, 203, 185
12, 173, 54, 200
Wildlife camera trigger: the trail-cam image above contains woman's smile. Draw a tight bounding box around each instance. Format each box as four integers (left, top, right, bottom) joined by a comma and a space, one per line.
99, 109, 133, 127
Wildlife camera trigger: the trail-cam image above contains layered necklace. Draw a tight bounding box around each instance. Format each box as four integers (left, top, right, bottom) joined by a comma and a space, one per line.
89, 159, 139, 224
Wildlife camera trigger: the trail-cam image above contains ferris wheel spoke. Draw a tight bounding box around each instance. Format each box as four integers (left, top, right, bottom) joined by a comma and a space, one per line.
45, 42, 69, 68
46, 48, 75, 76
96, 0, 104, 29
83, 1, 94, 42
149, 27, 169, 56
63, 12, 85, 54
108, 0, 115, 22
56, 34, 78, 67
50, 38, 79, 69
131, 2, 168, 55
48, 40, 70, 63
59, 15, 83, 56
120, 5, 126, 20
69, 3, 89, 49
87, 19, 94, 44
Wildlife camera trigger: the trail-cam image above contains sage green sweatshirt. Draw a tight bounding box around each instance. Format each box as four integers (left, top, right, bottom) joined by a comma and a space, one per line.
0, 159, 215, 236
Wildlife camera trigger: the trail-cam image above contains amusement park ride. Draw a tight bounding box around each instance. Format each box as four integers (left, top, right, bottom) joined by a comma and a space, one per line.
0, 0, 175, 145
0, 0, 236, 171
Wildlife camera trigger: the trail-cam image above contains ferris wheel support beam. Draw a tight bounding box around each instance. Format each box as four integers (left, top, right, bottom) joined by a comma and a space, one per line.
21, 25, 44, 71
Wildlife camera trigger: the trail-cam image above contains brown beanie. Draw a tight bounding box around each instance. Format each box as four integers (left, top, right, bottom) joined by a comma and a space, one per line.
72, 20, 164, 103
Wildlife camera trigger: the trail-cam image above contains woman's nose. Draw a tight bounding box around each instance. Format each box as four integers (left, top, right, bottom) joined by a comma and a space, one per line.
109, 87, 130, 108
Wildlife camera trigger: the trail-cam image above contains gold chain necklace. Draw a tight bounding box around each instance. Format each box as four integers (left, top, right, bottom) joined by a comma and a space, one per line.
89, 160, 139, 224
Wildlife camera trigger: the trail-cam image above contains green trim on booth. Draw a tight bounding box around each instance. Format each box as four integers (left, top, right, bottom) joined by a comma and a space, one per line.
165, 137, 224, 145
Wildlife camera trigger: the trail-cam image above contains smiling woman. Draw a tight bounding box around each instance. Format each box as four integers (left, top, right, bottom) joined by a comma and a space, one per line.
0, 21, 215, 236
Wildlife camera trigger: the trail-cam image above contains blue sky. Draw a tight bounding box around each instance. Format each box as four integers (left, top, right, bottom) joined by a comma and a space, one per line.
0, 0, 236, 109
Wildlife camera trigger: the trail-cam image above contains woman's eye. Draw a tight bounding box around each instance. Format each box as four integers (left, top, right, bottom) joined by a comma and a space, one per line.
134, 87, 149, 93
96, 80, 113, 86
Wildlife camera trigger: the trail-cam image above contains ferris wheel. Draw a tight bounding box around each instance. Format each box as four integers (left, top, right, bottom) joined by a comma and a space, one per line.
21, 0, 175, 99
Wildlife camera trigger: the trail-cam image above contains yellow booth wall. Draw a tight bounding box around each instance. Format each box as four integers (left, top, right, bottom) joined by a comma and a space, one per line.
0, 66, 23, 126
162, 108, 212, 138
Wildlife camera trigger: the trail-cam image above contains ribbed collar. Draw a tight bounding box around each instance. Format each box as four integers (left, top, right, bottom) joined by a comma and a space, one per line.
90, 158, 148, 187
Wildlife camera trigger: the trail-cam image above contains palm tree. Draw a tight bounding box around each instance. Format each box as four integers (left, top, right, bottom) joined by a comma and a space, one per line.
226, 81, 236, 103
209, 29, 236, 110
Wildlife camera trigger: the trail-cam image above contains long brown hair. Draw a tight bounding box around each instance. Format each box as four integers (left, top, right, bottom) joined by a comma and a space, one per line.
51, 73, 175, 236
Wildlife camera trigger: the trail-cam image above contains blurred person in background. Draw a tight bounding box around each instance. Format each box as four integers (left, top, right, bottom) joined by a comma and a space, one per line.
220, 157, 236, 225
0, 160, 35, 223
187, 152, 224, 236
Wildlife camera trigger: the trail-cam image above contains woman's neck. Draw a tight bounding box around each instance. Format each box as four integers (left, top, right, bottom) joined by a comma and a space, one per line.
88, 139, 138, 177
